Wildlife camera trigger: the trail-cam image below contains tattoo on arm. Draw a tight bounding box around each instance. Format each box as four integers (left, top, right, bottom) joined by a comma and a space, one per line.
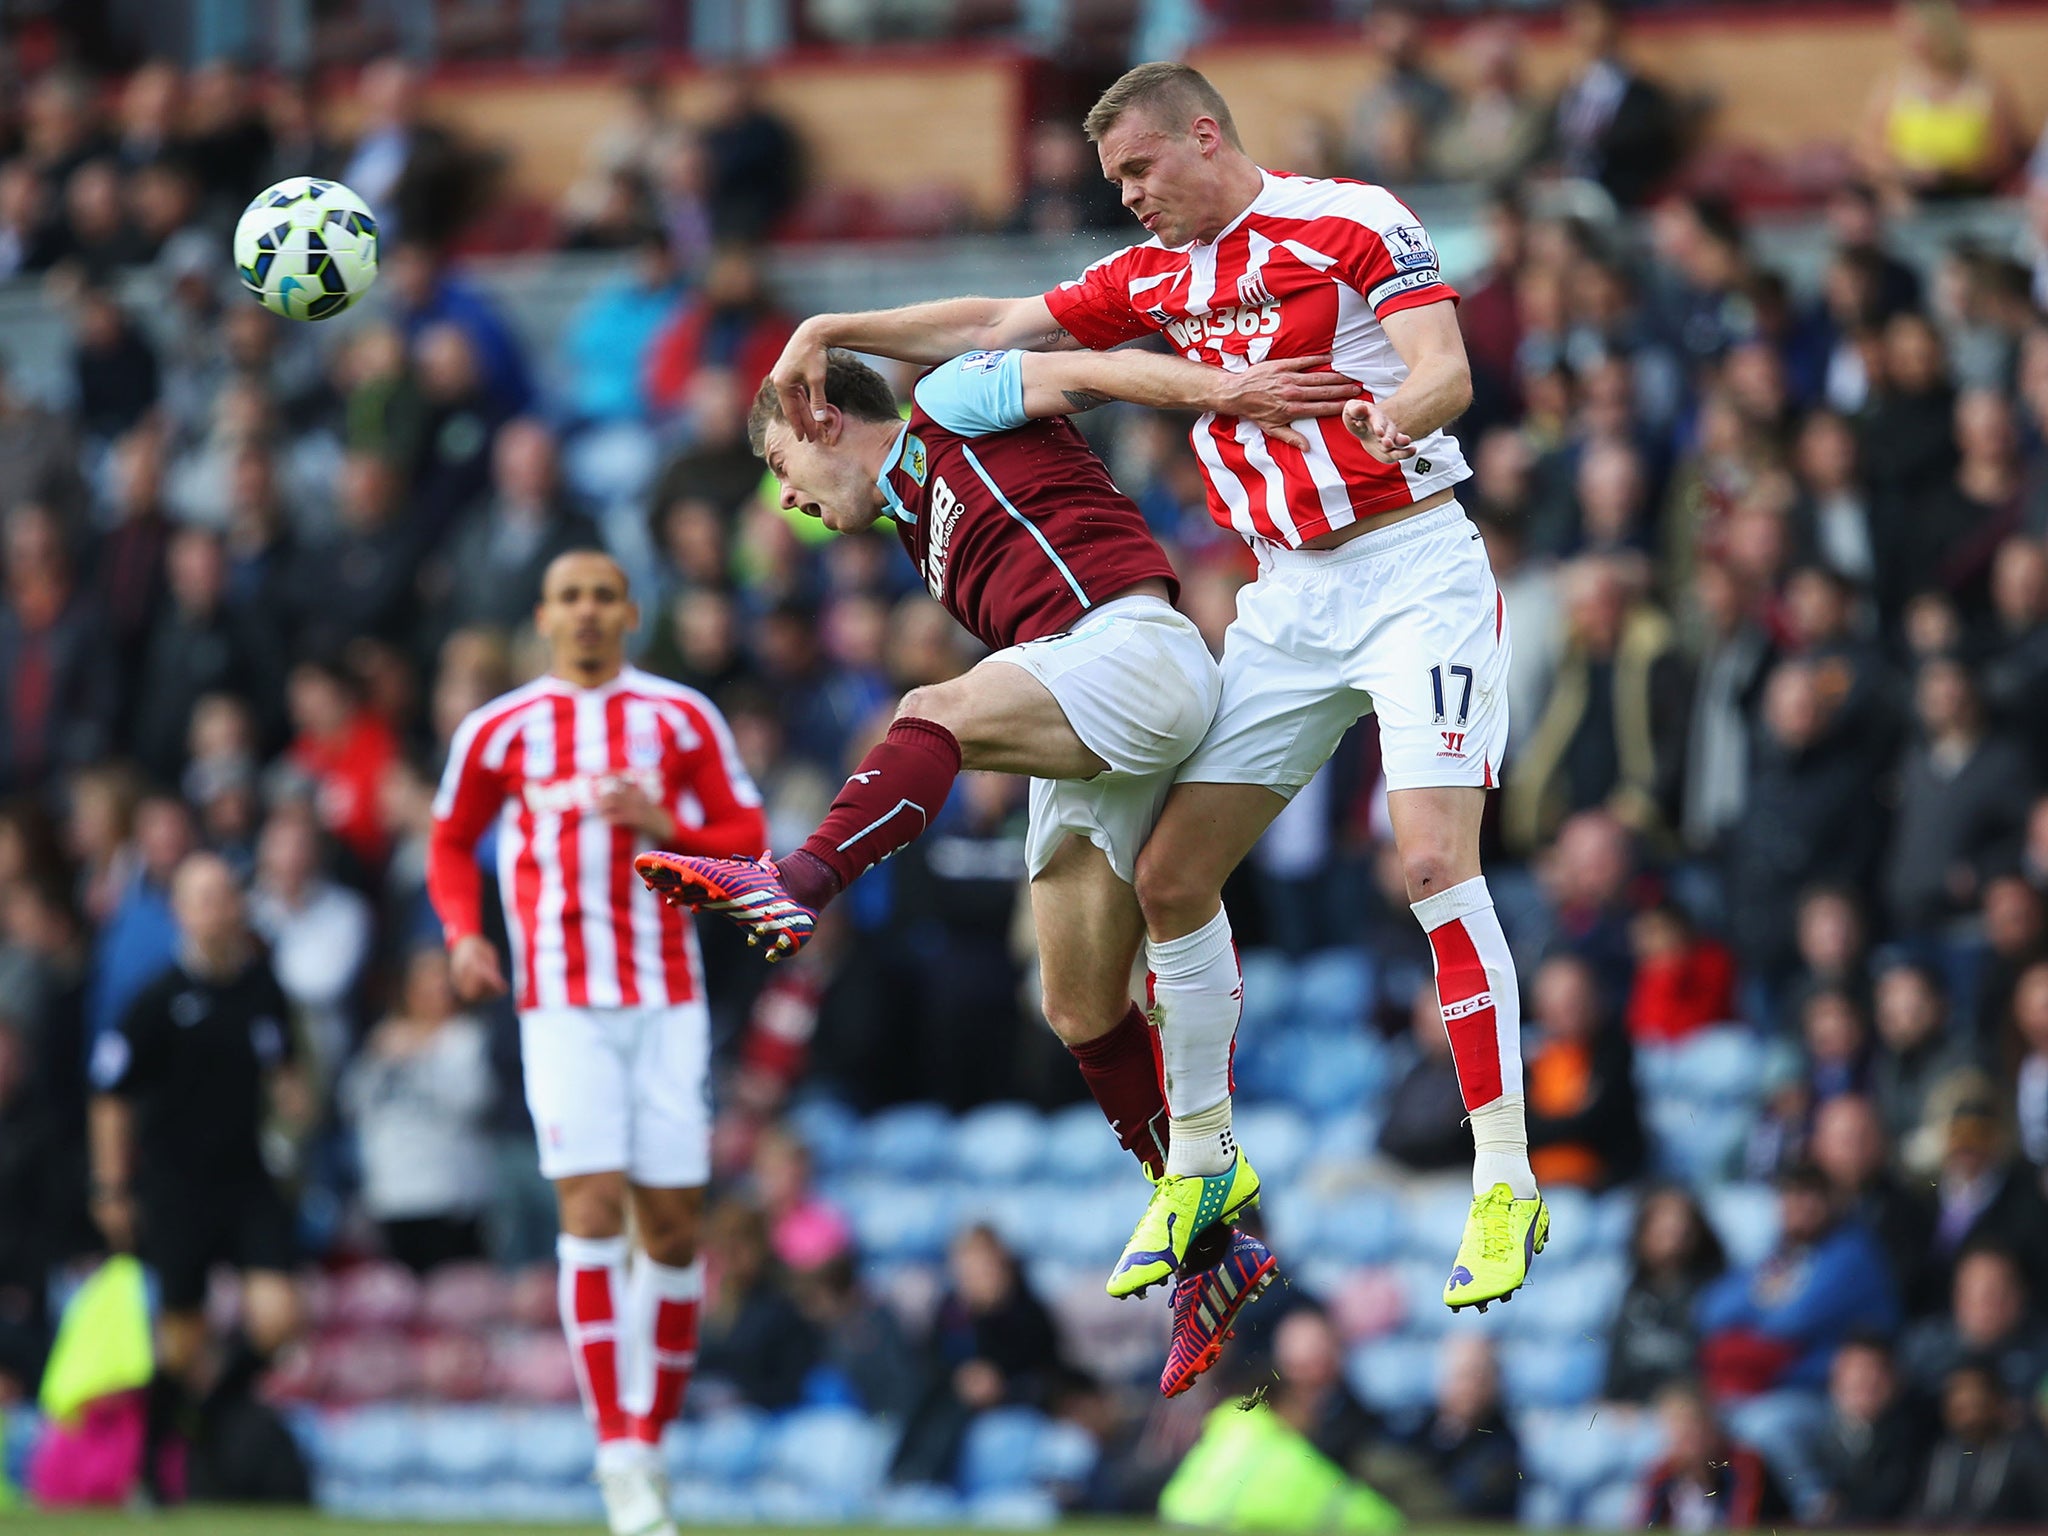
1041, 324, 1077, 349
1062, 388, 1111, 412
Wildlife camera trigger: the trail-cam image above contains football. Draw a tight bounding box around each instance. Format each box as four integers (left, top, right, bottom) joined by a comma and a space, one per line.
232, 177, 379, 321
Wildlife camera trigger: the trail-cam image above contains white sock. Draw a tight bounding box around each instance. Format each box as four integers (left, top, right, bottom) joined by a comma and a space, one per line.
1148, 906, 1241, 1178
1411, 876, 1536, 1200
1469, 1093, 1536, 1200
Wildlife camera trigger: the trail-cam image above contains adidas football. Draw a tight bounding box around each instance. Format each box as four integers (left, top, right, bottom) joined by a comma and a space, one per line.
233, 177, 379, 321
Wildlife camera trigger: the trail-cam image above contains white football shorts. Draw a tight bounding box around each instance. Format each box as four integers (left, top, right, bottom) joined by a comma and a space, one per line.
989, 594, 1222, 884
519, 1002, 711, 1186
1177, 500, 1511, 798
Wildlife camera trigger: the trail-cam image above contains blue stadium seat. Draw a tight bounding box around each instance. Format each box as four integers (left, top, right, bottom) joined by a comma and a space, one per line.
679, 1405, 769, 1484
1235, 1104, 1311, 1186
1591, 1188, 1640, 1253
876, 1482, 966, 1525
1313, 1109, 1382, 1164
1647, 1099, 1747, 1184
1042, 1102, 1128, 1181
473, 1482, 606, 1523
840, 1177, 955, 1264
1501, 1339, 1605, 1409
1517, 1405, 1625, 1494
764, 1405, 893, 1498
957, 1181, 1068, 1252
1035, 1419, 1100, 1485
1294, 948, 1375, 1030
960, 1408, 1046, 1496
509, 1405, 597, 1485
1284, 1030, 1380, 1114
1519, 1480, 1577, 1529
1534, 1185, 1594, 1265
415, 1406, 515, 1483
1238, 948, 1298, 1033
669, 1477, 759, 1525
754, 1477, 861, 1523
1704, 1182, 1780, 1270
1316, 1193, 1407, 1266
1346, 1339, 1439, 1414
1402, 1182, 1474, 1262
1584, 1476, 1646, 1530
968, 1487, 1059, 1527
859, 1103, 954, 1176
1672, 1026, 1765, 1104
953, 1102, 1045, 1183
320, 1405, 425, 1482
1513, 1256, 1627, 1338
787, 1097, 862, 1171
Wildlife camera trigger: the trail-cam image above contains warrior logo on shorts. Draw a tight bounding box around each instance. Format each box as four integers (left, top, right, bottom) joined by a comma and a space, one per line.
1439, 730, 1467, 757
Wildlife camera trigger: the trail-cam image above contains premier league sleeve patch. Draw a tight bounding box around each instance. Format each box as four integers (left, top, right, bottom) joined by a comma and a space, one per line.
1383, 223, 1439, 273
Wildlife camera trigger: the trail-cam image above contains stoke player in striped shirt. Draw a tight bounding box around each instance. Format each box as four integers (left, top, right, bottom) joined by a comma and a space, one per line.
767, 63, 1546, 1323
428, 549, 766, 1536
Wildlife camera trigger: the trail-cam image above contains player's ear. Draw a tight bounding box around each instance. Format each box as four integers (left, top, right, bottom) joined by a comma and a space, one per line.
813, 403, 845, 445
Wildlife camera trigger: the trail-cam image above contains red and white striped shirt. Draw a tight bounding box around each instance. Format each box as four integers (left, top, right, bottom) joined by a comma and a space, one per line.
1043, 169, 1469, 548
427, 668, 768, 1013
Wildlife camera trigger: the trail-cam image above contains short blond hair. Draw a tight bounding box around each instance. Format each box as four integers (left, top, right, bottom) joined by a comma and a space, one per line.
1084, 62, 1242, 149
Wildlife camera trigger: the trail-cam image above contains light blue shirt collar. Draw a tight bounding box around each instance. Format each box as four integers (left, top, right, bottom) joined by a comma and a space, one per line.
874, 421, 914, 524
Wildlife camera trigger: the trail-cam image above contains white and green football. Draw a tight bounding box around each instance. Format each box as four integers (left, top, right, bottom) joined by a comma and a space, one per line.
233, 177, 379, 321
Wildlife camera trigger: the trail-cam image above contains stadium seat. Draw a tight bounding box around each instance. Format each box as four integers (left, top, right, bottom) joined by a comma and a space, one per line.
417, 1329, 494, 1401
1346, 1339, 1439, 1414
317, 1330, 419, 1404
876, 1481, 966, 1525
953, 1102, 1045, 1183
1048, 1275, 1169, 1386
420, 1263, 510, 1332
331, 1262, 421, 1330
669, 1477, 760, 1525
1584, 1476, 1646, 1530
1234, 1104, 1311, 1186
1294, 948, 1375, 1030
1592, 1187, 1640, 1253
319, 1405, 425, 1482
415, 1406, 514, 1483
679, 1405, 769, 1484
858, 1103, 954, 1177
507, 1405, 598, 1485
1704, 1182, 1781, 1269
506, 1264, 560, 1329
472, 1482, 607, 1524
1500, 1339, 1606, 1409
787, 1096, 863, 1170
1646, 1099, 1748, 1185
1325, 1265, 1407, 1344
1519, 1481, 1577, 1529
753, 1477, 858, 1524
1282, 1030, 1381, 1114
967, 1487, 1059, 1527
1035, 1419, 1099, 1485
1042, 1101, 1128, 1181
1513, 1256, 1627, 1338
1401, 1181, 1474, 1262
1672, 1026, 1765, 1103
491, 1328, 580, 1405
1517, 1405, 1625, 1494
840, 1177, 956, 1264
1313, 1108, 1382, 1164
1238, 949, 1298, 1033
956, 1181, 1067, 1253
763, 1405, 893, 1497
960, 1407, 1046, 1495
1534, 1185, 1594, 1265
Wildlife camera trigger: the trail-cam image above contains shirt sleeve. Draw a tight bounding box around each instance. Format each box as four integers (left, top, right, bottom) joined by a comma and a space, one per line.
1041, 246, 1161, 350
427, 706, 506, 946
911, 351, 1028, 438
1321, 204, 1460, 320
90, 987, 160, 1095
665, 697, 771, 859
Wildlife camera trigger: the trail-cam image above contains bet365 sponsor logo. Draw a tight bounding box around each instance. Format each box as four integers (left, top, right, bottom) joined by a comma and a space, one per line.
1164, 300, 1280, 351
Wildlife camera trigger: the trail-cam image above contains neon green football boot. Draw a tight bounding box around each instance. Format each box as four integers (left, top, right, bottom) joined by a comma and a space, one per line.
1443, 1182, 1549, 1311
1107, 1148, 1261, 1299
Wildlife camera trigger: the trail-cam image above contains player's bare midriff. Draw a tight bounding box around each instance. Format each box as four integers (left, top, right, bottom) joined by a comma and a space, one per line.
1297, 485, 1458, 552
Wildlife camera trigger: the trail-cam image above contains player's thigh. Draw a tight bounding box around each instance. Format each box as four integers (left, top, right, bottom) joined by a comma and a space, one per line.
1386, 783, 1487, 899
1028, 831, 1148, 1043
902, 656, 1104, 779
1173, 569, 1369, 799
1134, 780, 1292, 937
970, 605, 1221, 781
624, 1002, 712, 1191
520, 1007, 633, 1181
1352, 517, 1511, 797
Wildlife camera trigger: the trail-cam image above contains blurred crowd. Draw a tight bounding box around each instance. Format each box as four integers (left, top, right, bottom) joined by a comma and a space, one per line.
7, 0, 2048, 1526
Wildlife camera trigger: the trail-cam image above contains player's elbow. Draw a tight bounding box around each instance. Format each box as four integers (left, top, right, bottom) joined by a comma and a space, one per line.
1441, 357, 1473, 417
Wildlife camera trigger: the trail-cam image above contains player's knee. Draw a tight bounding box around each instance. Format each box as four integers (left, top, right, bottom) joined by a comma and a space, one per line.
555, 1175, 628, 1239
632, 1197, 701, 1267
1401, 844, 1464, 903
896, 684, 953, 729
1039, 979, 1117, 1048
1134, 842, 1216, 939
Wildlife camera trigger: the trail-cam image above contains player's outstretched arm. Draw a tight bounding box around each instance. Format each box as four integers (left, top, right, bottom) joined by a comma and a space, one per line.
1017, 349, 1363, 450
775, 295, 1075, 439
